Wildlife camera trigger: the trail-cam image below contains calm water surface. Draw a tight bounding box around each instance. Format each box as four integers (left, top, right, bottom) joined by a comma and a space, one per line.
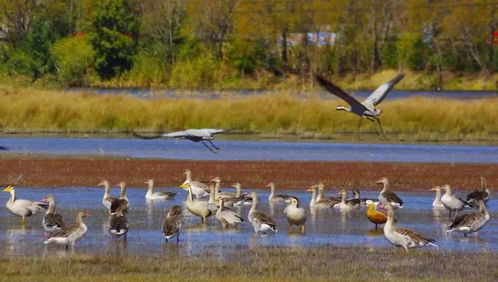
1, 187, 497, 258
1, 137, 497, 163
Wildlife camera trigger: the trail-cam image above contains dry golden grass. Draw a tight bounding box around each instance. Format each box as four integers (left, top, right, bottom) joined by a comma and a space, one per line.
0, 85, 496, 141
1, 246, 497, 281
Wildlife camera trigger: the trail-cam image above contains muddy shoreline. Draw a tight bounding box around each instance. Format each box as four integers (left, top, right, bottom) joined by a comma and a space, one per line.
0, 157, 495, 191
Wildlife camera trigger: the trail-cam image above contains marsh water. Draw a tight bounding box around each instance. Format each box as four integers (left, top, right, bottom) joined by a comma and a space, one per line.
1, 187, 497, 258
1, 137, 497, 163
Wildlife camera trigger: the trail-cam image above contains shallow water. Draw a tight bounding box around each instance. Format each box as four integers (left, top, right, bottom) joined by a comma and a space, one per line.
1, 137, 497, 163
1, 187, 497, 257
66, 88, 498, 100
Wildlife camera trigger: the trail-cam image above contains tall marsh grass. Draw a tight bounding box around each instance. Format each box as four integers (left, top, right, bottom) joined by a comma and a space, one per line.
0, 86, 497, 141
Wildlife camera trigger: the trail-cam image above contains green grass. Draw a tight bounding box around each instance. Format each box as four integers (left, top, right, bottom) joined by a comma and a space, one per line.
0, 85, 497, 142
1, 246, 497, 281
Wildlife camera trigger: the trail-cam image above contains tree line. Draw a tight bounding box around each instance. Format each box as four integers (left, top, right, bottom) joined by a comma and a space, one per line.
0, 0, 496, 89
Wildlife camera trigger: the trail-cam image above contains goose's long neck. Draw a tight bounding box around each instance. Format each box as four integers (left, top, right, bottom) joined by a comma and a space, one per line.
147, 182, 154, 194
103, 183, 110, 198
317, 187, 324, 201
341, 192, 347, 204
385, 209, 395, 229
76, 213, 84, 225
479, 201, 488, 215
120, 185, 127, 199
214, 181, 220, 198
47, 198, 55, 214
188, 187, 193, 202
269, 184, 274, 197
381, 182, 389, 193
250, 195, 258, 212
9, 190, 15, 203
185, 172, 192, 183
209, 186, 215, 203
445, 186, 452, 196
310, 190, 316, 205
434, 189, 442, 202
235, 184, 241, 198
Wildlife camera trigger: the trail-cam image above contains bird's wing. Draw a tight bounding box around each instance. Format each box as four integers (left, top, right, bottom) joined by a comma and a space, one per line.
466, 190, 487, 201
395, 226, 436, 245
162, 130, 188, 138
110, 216, 128, 231
315, 75, 366, 110
132, 131, 164, 139
202, 129, 225, 135
363, 74, 404, 107
163, 216, 181, 236
45, 213, 65, 228
449, 212, 479, 229
220, 209, 244, 223
47, 225, 79, 238
253, 211, 276, 227
383, 191, 404, 206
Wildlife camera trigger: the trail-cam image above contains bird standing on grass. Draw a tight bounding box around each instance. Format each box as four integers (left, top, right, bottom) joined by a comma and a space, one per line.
315, 74, 404, 139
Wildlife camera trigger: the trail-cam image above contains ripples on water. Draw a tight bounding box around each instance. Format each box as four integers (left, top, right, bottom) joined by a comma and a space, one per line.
1, 187, 497, 258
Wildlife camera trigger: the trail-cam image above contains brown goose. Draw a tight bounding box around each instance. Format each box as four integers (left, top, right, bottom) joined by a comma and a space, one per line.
447, 200, 490, 237
336, 189, 361, 211
248, 192, 277, 233
98, 180, 117, 212
376, 177, 404, 208
162, 205, 182, 242
215, 197, 244, 229
110, 181, 129, 215
307, 185, 340, 208
109, 202, 129, 240
42, 195, 65, 232
383, 203, 437, 251
441, 184, 468, 219
466, 176, 490, 207
44, 211, 90, 250
316, 182, 341, 202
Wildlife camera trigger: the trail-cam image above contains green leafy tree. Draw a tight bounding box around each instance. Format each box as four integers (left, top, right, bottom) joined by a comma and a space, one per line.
90, 0, 139, 79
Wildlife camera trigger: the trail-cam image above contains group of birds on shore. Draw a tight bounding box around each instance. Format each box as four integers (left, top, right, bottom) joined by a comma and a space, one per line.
2, 171, 491, 252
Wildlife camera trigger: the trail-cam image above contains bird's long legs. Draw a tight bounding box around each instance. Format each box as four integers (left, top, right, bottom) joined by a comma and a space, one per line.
365, 117, 381, 137
366, 116, 388, 140
200, 141, 218, 153
208, 140, 220, 151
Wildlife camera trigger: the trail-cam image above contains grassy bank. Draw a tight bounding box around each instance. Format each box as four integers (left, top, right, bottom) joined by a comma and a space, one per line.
0, 86, 497, 142
1, 246, 497, 281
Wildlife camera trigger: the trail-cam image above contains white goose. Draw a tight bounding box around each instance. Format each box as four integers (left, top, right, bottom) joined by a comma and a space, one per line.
98, 180, 117, 212
3, 186, 48, 223
42, 195, 65, 232
179, 170, 210, 198
248, 192, 277, 233
441, 184, 468, 218
283, 197, 306, 233
268, 182, 293, 202
44, 211, 90, 250
376, 177, 404, 208
145, 179, 177, 200
336, 189, 361, 211
383, 203, 438, 251
430, 186, 445, 209
215, 197, 244, 228
185, 185, 212, 223
316, 182, 341, 202
447, 200, 490, 237
162, 205, 182, 242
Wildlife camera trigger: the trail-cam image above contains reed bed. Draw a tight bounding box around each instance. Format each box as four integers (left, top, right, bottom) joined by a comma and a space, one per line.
1, 246, 497, 281
0, 86, 497, 141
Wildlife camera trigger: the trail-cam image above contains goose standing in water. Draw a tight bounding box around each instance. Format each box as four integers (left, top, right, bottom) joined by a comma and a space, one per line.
44, 211, 90, 250
216, 197, 244, 229
248, 192, 277, 233
179, 170, 210, 198
365, 200, 386, 229
316, 182, 341, 202
447, 200, 490, 237
98, 180, 117, 212
307, 185, 339, 208
42, 195, 65, 232
430, 186, 445, 209
145, 179, 177, 200
110, 181, 129, 215
441, 184, 468, 219
336, 189, 361, 211
162, 205, 182, 242
3, 186, 48, 223
185, 185, 212, 223
109, 202, 129, 240
283, 197, 306, 233
376, 177, 404, 208
268, 183, 293, 203
383, 203, 438, 251
466, 176, 490, 207
223, 183, 252, 206
351, 188, 378, 207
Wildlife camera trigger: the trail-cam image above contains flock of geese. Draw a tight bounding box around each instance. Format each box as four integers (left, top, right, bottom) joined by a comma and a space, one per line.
2, 172, 491, 252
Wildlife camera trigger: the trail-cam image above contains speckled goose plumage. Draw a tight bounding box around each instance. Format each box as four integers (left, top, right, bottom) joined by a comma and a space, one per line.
248, 192, 277, 233
216, 197, 244, 228
162, 205, 182, 242
42, 195, 65, 232
376, 177, 404, 208
447, 200, 490, 237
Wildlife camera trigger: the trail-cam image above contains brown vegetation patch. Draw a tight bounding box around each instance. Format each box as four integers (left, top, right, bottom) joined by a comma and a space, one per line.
0, 157, 495, 191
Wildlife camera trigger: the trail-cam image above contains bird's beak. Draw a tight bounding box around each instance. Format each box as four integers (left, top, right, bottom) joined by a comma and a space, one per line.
430, 187, 437, 191
97, 182, 104, 186
179, 182, 189, 189
306, 187, 314, 192
2, 186, 13, 192
375, 180, 383, 184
